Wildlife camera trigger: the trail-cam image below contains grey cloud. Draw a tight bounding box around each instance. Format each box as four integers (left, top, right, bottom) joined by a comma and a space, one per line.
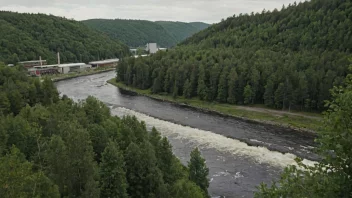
0, 0, 301, 23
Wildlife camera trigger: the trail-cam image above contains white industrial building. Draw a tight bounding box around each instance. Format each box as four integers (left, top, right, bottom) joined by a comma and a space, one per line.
89, 59, 119, 68
146, 43, 158, 54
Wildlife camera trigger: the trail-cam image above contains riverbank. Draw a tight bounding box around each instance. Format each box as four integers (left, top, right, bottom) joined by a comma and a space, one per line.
107, 79, 322, 133
50, 68, 115, 82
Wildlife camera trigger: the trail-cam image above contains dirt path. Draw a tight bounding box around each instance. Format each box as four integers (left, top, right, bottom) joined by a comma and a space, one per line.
235, 106, 322, 120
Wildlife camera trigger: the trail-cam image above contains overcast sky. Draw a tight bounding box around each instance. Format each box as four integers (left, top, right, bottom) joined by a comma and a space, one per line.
0, 0, 299, 23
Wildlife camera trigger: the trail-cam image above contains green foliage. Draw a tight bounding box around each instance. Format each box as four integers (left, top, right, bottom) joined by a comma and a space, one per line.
0, 11, 130, 64
100, 140, 128, 198
115, 0, 351, 112
188, 148, 209, 196
83, 19, 209, 47
243, 84, 254, 105
156, 21, 210, 46
0, 64, 59, 116
0, 63, 210, 197
255, 60, 352, 197
0, 146, 60, 198
170, 179, 205, 198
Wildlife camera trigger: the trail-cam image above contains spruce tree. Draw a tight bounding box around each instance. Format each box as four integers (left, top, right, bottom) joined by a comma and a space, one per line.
227, 68, 238, 104
183, 79, 192, 98
264, 79, 275, 107
197, 65, 208, 100
188, 148, 209, 196
243, 84, 254, 105
217, 67, 228, 102
100, 140, 128, 198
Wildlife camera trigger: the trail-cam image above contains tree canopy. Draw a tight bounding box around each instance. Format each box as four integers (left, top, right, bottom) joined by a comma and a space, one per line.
0, 11, 130, 64
255, 59, 352, 197
83, 19, 209, 47
115, 0, 351, 111
0, 63, 209, 197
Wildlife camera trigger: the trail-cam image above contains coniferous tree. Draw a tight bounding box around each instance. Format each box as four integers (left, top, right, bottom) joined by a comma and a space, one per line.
183, 79, 192, 98
243, 84, 254, 105
188, 148, 209, 196
264, 79, 275, 107
227, 68, 238, 104
0, 146, 60, 198
100, 141, 128, 198
197, 65, 208, 100
275, 83, 285, 109
171, 179, 205, 198
217, 67, 228, 102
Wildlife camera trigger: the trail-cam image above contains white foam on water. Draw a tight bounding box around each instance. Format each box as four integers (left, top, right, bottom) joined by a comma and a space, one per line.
111, 107, 316, 168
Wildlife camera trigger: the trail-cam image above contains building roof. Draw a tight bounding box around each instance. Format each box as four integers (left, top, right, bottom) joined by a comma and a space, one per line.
42, 63, 87, 68
58, 63, 87, 68
89, 59, 119, 65
33, 65, 58, 69
18, 60, 47, 64
133, 55, 149, 58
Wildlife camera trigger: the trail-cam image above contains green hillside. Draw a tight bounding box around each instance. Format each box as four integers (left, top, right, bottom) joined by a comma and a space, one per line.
0, 11, 130, 64
83, 19, 209, 47
116, 0, 351, 112
155, 21, 210, 44
189, 22, 210, 30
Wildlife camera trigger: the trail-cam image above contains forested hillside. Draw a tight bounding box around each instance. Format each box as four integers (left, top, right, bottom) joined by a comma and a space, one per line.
0, 63, 209, 198
155, 21, 210, 44
83, 19, 209, 47
0, 12, 130, 64
116, 0, 352, 111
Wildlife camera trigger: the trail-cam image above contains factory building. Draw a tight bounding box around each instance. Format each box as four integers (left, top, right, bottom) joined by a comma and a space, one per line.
28, 65, 59, 76
89, 59, 119, 68
28, 63, 91, 76
146, 43, 158, 54
18, 60, 47, 68
56, 63, 91, 74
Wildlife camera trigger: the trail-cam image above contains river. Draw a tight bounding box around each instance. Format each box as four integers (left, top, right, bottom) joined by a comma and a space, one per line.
55, 71, 318, 198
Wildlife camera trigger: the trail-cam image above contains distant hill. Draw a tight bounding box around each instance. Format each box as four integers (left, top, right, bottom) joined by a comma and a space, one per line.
0, 11, 130, 64
82, 19, 210, 47
155, 21, 209, 44
115, 0, 352, 112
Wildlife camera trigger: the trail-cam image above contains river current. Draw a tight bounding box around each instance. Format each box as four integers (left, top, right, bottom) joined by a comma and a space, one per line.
56, 71, 317, 198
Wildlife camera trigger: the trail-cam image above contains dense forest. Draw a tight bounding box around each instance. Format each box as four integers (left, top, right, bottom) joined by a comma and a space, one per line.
0, 12, 130, 65
83, 19, 209, 47
256, 60, 352, 197
0, 63, 209, 198
155, 21, 210, 45
116, 0, 352, 111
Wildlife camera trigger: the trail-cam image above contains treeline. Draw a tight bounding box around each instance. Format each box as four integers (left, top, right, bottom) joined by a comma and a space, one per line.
155, 21, 210, 45
0, 11, 130, 64
256, 61, 352, 197
0, 63, 209, 198
116, 0, 352, 111
83, 19, 209, 47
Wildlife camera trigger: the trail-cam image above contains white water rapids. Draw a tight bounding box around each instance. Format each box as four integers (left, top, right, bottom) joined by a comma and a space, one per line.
111, 107, 316, 168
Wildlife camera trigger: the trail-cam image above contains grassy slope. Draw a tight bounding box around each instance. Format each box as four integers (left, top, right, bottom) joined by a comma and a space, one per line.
108, 79, 322, 132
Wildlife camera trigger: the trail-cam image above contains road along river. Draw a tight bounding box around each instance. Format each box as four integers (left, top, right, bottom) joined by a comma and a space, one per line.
56, 71, 317, 198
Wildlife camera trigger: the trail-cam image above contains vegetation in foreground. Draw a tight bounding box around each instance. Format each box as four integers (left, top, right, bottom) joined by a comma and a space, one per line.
255, 63, 352, 197
115, 0, 351, 115
108, 79, 322, 132
0, 11, 130, 65
0, 63, 210, 198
